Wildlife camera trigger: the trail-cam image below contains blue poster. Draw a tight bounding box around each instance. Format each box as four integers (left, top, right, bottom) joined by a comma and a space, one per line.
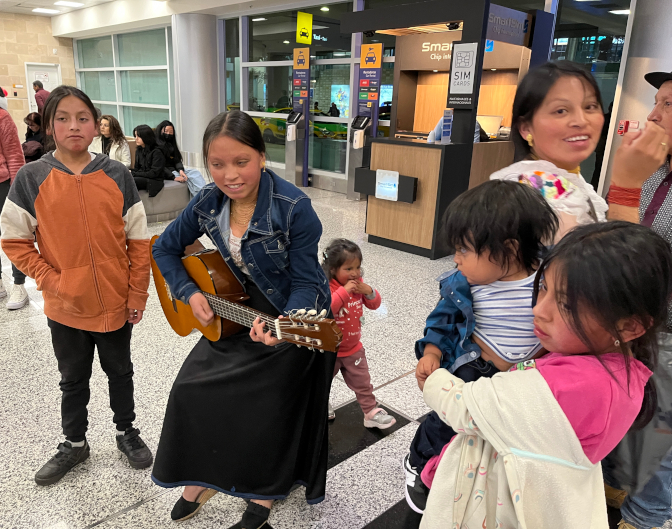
330, 85, 350, 118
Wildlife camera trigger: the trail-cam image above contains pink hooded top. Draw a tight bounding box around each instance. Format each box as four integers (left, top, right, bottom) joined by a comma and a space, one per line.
536, 352, 652, 463
422, 351, 652, 487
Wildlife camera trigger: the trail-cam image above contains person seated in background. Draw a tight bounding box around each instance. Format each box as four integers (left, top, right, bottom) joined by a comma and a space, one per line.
89, 115, 131, 168
329, 102, 340, 117
130, 124, 166, 197
22, 112, 45, 163
428, 116, 485, 144
155, 120, 206, 197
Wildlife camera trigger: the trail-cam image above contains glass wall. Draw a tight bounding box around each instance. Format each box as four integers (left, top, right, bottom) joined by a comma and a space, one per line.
74, 28, 173, 136
241, 2, 353, 179
76, 36, 113, 68
552, 3, 631, 187
248, 4, 353, 62
225, 18, 240, 110
248, 66, 293, 112
117, 29, 168, 67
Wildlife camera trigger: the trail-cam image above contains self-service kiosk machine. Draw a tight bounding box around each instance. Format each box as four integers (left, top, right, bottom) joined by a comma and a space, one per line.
346, 115, 372, 199
284, 110, 306, 187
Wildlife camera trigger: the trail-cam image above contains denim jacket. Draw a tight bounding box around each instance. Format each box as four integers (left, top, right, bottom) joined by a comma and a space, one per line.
152, 169, 330, 314
415, 268, 481, 373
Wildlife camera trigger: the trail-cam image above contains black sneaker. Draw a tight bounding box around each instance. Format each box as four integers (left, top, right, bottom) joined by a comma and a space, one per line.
403, 453, 428, 514
116, 428, 153, 469
35, 440, 90, 486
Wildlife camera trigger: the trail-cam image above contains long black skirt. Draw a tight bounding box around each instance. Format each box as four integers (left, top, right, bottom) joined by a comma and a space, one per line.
152, 282, 336, 504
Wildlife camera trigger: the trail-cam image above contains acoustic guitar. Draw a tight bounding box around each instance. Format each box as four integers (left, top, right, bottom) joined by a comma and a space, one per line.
149, 236, 342, 353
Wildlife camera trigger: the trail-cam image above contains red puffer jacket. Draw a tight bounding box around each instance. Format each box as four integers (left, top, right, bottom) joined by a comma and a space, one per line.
0, 109, 25, 185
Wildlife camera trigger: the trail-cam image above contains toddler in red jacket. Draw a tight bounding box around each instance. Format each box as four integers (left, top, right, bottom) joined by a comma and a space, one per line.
323, 238, 396, 429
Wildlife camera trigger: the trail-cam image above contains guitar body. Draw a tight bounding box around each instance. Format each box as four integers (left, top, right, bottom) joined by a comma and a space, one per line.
150, 235, 343, 352
150, 236, 248, 342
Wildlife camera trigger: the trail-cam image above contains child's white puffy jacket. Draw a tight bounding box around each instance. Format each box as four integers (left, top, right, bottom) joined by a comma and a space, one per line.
420, 367, 609, 529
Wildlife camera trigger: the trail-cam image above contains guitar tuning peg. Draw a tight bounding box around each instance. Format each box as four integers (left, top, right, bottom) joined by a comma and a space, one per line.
319, 349, 324, 353
318, 309, 327, 319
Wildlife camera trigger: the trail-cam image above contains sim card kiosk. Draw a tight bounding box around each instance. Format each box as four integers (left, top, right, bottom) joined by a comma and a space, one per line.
346, 115, 373, 199
284, 111, 306, 186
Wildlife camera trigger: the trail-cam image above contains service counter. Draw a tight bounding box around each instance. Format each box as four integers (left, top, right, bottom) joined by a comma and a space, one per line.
355, 137, 514, 259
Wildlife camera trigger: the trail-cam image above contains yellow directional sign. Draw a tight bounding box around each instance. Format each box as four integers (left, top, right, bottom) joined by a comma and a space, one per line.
296, 12, 312, 45
360, 43, 383, 68
293, 47, 310, 70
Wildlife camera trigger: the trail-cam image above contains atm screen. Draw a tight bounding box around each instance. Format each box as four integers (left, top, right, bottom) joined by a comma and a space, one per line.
287, 111, 303, 124
352, 116, 370, 129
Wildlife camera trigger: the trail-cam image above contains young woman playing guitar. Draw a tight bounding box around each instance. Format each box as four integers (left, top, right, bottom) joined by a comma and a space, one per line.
151, 111, 335, 528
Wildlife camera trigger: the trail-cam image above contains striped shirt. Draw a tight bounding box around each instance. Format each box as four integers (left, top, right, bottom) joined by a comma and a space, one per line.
471, 274, 542, 363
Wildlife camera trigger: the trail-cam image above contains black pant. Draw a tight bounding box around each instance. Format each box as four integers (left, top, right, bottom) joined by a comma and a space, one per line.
47, 319, 136, 442
409, 357, 498, 471
0, 179, 26, 285
133, 176, 149, 191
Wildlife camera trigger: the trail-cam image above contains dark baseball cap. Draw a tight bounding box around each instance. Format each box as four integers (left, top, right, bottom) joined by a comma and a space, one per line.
645, 71, 672, 89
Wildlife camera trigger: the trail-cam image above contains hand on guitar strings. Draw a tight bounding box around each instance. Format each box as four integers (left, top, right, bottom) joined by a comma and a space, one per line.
189, 292, 215, 327
128, 308, 144, 325
250, 316, 285, 347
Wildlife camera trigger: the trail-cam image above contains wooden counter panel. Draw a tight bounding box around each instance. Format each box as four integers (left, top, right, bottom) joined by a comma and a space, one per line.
468, 141, 515, 189
414, 72, 450, 133
368, 143, 442, 249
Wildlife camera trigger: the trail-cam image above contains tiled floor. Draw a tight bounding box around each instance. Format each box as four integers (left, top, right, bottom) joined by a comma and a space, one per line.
0, 188, 454, 529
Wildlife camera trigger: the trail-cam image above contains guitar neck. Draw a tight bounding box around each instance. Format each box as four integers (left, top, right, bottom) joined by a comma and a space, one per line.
202, 291, 280, 338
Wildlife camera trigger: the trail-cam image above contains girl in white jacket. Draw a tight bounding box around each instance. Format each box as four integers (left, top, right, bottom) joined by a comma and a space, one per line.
89, 114, 131, 168
420, 222, 671, 529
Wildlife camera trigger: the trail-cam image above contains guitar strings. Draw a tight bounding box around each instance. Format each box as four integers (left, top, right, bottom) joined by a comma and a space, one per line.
201, 293, 323, 344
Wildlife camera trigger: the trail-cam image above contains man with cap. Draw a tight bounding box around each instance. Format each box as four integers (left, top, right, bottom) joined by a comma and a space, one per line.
605, 69, 672, 529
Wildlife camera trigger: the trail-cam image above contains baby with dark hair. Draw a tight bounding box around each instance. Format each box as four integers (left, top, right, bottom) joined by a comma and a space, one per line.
403, 180, 559, 513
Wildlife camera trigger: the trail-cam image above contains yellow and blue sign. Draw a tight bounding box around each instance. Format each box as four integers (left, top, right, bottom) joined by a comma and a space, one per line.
358, 43, 383, 117
296, 11, 312, 45
360, 43, 383, 69
293, 48, 310, 110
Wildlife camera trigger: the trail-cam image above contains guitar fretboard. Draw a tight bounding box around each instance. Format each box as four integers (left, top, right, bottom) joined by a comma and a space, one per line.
202, 291, 280, 338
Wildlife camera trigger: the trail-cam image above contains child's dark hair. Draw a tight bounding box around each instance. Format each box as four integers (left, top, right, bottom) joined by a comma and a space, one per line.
443, 180, 559, 274
202, 110, 265, 175
535, 221, 672, 429
42, 85, 98, 138
322, 238, 363, 280
133, 124, 157, 150
512, 62, 603, 161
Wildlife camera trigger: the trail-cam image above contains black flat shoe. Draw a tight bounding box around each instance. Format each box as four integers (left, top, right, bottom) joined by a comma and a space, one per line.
228, 501, 272, 529
170, 488, 217, 521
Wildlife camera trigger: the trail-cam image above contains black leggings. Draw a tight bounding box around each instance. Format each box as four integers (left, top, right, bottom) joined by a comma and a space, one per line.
0, 179, 26, 285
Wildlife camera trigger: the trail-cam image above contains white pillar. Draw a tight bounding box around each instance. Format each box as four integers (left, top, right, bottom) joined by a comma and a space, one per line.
171, 13, 219, 178
601, 0, 672, 193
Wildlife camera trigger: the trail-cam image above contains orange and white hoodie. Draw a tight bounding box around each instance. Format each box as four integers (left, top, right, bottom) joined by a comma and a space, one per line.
0, 152, 150, 333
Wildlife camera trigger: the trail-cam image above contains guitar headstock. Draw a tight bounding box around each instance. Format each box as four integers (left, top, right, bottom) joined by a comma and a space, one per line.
277, 309, 342, 353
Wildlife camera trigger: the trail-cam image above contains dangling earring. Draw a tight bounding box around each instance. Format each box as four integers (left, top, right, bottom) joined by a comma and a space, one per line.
614, 339, 621, 347
526, 133, 534, 147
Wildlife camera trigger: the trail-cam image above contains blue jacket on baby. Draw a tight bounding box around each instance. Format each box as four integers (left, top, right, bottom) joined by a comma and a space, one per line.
415, 268, 482, 373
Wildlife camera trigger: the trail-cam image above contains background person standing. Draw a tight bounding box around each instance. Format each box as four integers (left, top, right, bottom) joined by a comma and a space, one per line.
32, 81, 51, 116
0, 106, 28, 310
604, 69, 672, 529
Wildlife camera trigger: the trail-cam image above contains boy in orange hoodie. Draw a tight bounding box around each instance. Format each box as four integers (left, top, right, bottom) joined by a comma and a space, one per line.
0, 86, 153, 485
